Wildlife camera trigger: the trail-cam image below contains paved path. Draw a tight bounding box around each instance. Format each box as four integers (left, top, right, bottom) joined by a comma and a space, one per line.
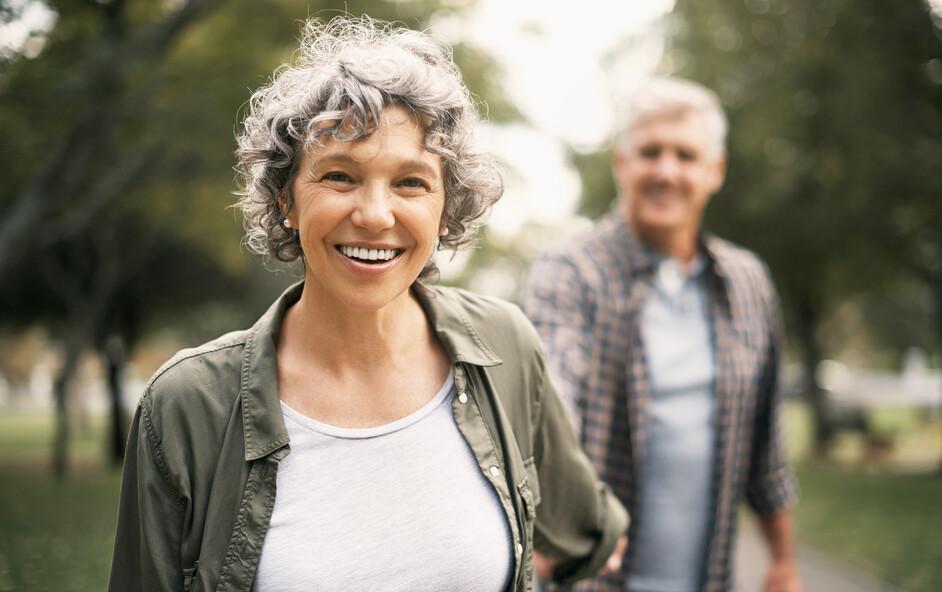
734, 517, 899, 592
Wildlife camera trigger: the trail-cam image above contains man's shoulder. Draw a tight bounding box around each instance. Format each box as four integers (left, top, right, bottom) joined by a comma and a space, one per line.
707, 235, 771, 275
529, 217, 622, 280
705, 234, 776, 296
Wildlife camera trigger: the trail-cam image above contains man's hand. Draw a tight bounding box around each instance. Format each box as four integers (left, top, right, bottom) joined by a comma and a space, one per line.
602, 535, 627, 574
533, 535, 627, 580
763, 557, 802, 592
533, 550, 555, 580
759, 511, 802, 592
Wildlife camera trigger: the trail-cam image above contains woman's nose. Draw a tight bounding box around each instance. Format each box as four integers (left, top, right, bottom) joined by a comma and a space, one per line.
351, 183, 395, 231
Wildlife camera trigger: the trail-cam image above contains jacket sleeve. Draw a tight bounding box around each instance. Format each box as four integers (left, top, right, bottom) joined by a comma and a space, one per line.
530, 343, 629, 585
745, 276, 799, 515
109, 397, 186, 592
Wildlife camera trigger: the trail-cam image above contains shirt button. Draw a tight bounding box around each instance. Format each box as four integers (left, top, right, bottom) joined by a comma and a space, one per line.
488, 466, 500, 477
458, 392, 468, 404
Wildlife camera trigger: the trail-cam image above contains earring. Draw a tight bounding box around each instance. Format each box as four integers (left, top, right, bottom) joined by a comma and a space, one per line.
441, 226, 449, 237
283, 219, 292, 229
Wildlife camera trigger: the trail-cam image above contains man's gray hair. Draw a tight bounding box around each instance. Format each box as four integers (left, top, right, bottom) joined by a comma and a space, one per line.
235, 16, 502, 278
616, 76, 728, 156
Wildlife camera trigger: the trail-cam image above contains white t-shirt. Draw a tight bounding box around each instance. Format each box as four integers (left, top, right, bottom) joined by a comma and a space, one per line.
252, 370, 513, 591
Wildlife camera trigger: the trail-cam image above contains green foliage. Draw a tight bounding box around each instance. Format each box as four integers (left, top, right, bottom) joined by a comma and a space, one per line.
662, 0, 942, 362
572, 147, 617, 220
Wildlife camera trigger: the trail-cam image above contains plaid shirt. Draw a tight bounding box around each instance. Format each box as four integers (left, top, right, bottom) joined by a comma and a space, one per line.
521, 215, 797, 592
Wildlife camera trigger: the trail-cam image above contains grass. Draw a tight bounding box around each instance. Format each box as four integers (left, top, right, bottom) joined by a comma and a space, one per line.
0, 403, 939, 591
793, 463, 942, 592
782, 401, 942, 592
0, 409, 121, 592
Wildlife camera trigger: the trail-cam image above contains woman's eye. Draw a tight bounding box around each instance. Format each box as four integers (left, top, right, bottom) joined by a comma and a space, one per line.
322, 172, 353, 183
399, 177, 429, 190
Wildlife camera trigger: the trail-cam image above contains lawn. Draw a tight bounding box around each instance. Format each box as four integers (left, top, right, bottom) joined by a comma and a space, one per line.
783, 401, 942, 592
0, 409, 121, 592
794, 462, 942, 592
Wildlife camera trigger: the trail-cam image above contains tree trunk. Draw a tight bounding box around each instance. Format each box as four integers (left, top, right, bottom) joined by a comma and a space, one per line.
793, 295, 833, 460
104, 336, 127, 466
52, 330, 87, 479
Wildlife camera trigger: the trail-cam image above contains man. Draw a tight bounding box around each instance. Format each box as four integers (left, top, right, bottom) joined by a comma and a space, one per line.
522, 77, 801, 592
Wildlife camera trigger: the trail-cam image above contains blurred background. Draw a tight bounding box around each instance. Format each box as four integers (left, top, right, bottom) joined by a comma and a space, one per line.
1, 0, 940, 590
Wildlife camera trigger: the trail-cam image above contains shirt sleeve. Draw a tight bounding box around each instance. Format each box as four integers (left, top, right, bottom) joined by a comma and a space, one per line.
109, 398, 186, 592
520, 253, 593, 436
745, 279, 799, 515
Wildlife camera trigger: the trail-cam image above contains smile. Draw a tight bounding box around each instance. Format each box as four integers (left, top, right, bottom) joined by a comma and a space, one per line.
337, 245, 402, 263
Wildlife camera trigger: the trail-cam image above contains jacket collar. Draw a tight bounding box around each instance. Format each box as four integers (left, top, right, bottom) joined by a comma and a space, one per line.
414, 285, 503, 367
239, 281, 501, 460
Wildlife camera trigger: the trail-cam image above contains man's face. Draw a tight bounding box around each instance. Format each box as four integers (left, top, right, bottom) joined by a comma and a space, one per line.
613, 111, 726, 243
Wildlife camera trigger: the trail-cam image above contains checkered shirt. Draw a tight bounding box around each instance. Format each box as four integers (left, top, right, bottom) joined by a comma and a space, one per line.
521, 215, 798, 592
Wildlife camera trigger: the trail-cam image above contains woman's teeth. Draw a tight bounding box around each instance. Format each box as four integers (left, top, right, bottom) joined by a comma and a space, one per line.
339, 246, 400, 262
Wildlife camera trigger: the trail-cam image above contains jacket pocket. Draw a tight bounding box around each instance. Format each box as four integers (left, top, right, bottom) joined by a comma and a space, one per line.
183, 561, 199, 592
522, 456, 541, 508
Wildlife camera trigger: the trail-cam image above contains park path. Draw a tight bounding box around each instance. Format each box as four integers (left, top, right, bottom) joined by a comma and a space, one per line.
734, 517, 899, 592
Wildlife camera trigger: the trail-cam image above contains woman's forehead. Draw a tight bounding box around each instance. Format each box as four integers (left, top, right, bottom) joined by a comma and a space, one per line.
302, 106, 441, 169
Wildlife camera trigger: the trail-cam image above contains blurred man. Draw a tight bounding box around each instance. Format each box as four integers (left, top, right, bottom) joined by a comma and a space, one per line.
522, 77, 801, 592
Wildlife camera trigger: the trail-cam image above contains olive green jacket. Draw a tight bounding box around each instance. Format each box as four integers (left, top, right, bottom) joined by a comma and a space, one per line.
109, 282, 628, 592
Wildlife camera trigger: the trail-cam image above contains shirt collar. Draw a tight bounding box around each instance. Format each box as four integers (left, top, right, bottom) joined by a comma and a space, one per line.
611, 213, 729, 285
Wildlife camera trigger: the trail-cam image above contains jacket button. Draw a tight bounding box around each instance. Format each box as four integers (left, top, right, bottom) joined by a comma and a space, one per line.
516, 543, 523, 555
458, 392, 468, 404
489, 466, 500, 477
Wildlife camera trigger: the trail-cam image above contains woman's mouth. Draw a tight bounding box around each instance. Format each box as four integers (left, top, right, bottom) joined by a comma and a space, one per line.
337, 245, 402, 264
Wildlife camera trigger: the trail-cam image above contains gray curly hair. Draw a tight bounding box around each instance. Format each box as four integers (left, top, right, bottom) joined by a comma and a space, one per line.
235, 16, 503, 279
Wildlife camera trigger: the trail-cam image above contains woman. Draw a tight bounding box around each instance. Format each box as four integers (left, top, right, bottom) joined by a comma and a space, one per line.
109, 17, 627, 592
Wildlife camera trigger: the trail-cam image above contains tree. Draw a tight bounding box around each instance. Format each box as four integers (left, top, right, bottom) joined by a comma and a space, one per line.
657, 0, 942, 457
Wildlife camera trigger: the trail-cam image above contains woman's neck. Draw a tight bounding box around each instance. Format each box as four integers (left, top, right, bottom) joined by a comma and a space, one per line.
280, 284, 429, 372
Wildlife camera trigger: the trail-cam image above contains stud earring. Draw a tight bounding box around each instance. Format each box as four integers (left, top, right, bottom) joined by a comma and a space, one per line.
440, 226, 449, 237
283, 219, 292, 229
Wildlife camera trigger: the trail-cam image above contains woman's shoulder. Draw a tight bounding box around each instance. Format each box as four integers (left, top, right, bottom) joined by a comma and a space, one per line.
140, 329, 250, 425
425, 285, 543, 357
429, 284, 531, 326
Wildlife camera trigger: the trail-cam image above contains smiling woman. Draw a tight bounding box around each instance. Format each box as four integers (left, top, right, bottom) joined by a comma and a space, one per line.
284, 106, 447, 315
107, 16, 628, 592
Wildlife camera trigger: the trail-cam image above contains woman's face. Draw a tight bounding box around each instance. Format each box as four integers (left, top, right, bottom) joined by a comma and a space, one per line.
285, 105, 446, 314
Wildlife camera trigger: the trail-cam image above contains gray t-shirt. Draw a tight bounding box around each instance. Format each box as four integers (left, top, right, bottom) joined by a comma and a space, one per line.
252, 370, 513, 591
629, 257, 716, 592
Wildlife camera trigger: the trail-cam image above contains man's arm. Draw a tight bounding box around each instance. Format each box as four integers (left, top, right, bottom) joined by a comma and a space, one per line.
758, 510, 802, 592
748, 271, 802, 592
520, 253, 592, 434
